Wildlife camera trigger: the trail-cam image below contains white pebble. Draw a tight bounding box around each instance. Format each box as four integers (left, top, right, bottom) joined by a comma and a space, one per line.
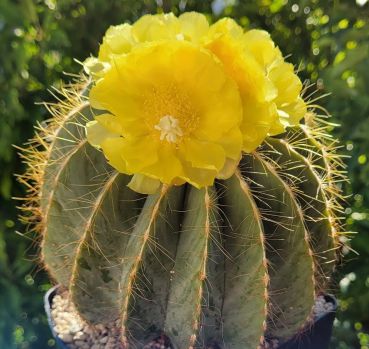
59, 333, 73, 343
99, 336, 108, 344
74, 331, 87, 341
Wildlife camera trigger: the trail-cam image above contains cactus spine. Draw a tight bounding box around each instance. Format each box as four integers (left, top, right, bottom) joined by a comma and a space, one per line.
17, 78, 347, 349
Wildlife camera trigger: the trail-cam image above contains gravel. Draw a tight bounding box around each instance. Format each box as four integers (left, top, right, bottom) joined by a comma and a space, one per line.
313, 295, 335, 317
51, 290, 125, 349
51, 291, 335, 349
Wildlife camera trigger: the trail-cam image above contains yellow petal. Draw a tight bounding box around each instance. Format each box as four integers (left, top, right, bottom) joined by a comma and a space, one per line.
216, 127, 243, 160
132, 13, 180, 42
269, 61, 302, 104
206, 35, 272, 104
179, 138, 226, 171
241, 100, 277, 152
83, 57, 110, 78
96, 113, 149, 137
95, 113, 124, 135
181, 163, 217, 188
193, 69, 243, 141
268, 118, 285, 136
216, 157, 241, 180
89, 57, 150, 125
178, 12, 209, 42
242, 29, 281, 67
98, 23, 135, 61
208, 18, 244, 39
142, 143, 183, 184
287, 96, 307, 124
270, 97, 307, 135
99, 137, 128, 173
86, 120, 119, 148
121, 136, 160, 173
127, 174, 161, 194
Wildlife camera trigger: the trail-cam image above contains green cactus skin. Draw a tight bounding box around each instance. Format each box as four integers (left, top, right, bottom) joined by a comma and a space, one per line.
218, 173, 268, 347
242, 154, 316, 340
18, 80, 346, 349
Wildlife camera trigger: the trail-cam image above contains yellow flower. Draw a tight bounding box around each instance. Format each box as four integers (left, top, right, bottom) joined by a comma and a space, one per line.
241, 29, 307, 135
203, 18, 306, 150
205, 19, 279, 152
87, 41, 243, 193
85, 12, 307, 193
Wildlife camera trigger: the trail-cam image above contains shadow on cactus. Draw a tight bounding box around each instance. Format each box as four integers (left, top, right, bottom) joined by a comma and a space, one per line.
16, 12, 349, 349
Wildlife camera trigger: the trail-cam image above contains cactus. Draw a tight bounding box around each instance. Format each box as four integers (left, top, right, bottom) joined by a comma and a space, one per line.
17, 77, 347, 349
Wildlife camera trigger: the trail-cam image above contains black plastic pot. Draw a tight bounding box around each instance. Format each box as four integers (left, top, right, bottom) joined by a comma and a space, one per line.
45, 286, 337, 349
277, 294, 337, 349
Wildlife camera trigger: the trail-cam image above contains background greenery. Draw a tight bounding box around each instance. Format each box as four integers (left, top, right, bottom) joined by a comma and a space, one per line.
0, 0, 368, 348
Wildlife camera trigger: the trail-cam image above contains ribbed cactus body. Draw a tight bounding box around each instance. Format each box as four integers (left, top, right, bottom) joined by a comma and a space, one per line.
19, 81, 345, 349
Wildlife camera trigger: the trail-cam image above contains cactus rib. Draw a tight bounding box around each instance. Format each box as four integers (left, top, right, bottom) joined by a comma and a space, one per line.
42, 143, 114, 285
164, 187, 217, 349
263, 137, 337, 290
243, 153, 316, 340
219, 171, 269, 348
118, 185, 171, 342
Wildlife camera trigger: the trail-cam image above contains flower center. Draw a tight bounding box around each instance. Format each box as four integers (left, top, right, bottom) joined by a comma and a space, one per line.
155, 115, 184, 143
143, 84, 199, 141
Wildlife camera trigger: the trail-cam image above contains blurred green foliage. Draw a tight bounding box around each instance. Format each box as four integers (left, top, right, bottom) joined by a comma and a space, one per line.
0, 0, 368, 348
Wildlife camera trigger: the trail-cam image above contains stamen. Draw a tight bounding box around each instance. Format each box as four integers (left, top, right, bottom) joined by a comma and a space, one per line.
155, 115, 183, 143
176, 33, 185, 41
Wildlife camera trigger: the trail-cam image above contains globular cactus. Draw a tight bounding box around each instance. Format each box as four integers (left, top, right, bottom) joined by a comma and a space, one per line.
17, 11, 349, 349
17, 77, 347, 349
